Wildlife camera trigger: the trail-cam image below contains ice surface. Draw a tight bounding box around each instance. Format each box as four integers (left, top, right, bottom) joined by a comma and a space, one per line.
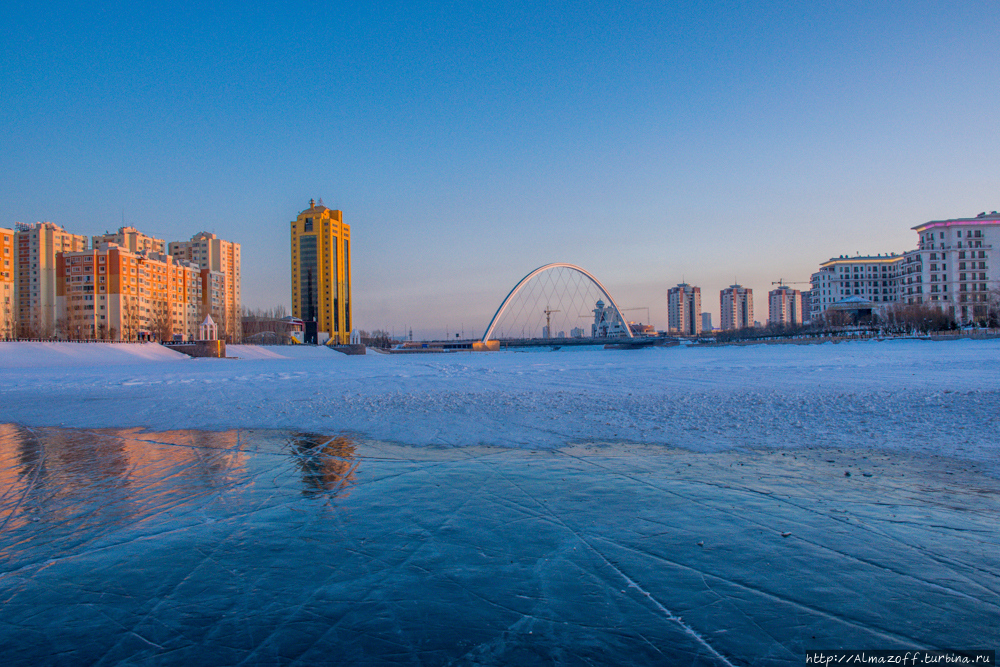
2, 340, 1000, 473
0, 426, 997, 665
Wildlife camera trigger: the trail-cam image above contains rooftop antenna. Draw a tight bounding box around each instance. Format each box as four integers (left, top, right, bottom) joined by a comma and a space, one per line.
318, 197, 324, 207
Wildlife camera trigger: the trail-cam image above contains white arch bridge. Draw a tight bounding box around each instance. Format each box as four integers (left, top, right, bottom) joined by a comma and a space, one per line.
479, 263, 635, 346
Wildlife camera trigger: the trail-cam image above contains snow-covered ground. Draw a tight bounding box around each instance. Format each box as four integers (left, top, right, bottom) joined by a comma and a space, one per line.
2, 339, 999, 472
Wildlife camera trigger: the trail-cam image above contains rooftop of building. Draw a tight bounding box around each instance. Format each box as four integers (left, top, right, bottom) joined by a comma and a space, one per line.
300, 198, 333, 215
14, 221, 74, 233
819, 254, 903, 267
913, 211, 1000, 231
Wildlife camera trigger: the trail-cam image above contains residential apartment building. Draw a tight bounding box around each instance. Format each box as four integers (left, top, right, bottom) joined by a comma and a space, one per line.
667, 283, 701, 335
169, 232, 242, 340
719, 284, 753, 330
898, 211, 1000, 322
800, 290, 813, 323
93, 226, 165, 254
57, 244, 204, 340
1, 228, 13, 338
768, 286, 803, 326
14, 222, 89, 336
200, 268, 226, 329
289, 200, 351, 344
808, 212, 1000, 324
701, 312, 712, 332
809, 255, 904, 321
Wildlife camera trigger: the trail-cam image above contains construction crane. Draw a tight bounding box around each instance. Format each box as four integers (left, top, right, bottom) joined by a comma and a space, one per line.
620, 307, 651, 325
771, 279, 811, 288
543, 305, 560, 338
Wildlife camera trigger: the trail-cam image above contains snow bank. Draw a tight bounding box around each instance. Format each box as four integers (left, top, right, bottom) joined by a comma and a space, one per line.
0, 341, 188, 368
2, 338, 1000, 474
226, 344, 349, 360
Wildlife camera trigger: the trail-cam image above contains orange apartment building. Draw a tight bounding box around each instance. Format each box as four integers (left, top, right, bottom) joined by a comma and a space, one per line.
3, 220, 239, 341
57, 244, 204, 341
1, 228, 13, 338
169, 232, 241, 341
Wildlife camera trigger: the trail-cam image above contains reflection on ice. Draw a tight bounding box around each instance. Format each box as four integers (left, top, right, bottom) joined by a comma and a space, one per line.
1, 425, 998, 666
290, 433, 358, 497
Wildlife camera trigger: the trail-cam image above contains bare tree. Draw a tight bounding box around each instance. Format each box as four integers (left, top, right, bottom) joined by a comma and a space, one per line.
150, 302, 172, 342
241, 305, 294, 344
1, 298, 16, 340
879, 303, 955, 334
121, 297, 141, 341
988, 287, 1000, 329
359, 329, 395, 349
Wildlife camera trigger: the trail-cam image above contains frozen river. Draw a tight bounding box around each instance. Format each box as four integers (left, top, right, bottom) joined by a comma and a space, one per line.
1, 341, 999, 664
1, 426, 997, 665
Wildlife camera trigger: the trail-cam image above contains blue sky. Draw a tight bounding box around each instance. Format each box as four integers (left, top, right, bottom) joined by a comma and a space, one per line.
3, 1, 999, 338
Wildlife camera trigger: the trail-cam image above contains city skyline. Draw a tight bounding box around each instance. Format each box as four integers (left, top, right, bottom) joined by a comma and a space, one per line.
4, 2, 1000, 338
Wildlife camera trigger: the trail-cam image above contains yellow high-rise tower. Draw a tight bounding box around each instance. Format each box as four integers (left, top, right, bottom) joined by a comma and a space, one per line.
290, 199, 351, 344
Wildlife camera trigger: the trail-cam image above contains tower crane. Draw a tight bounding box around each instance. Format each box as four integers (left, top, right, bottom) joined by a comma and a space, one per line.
620, 307, 651, 325
771, 279, 811, 288
543, 305, 560, 338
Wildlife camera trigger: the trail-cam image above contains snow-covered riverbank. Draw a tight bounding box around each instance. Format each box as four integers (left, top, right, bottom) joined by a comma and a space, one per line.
2, 339, 999, 473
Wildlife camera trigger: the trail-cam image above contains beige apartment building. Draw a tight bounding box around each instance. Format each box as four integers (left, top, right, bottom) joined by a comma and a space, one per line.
906, 211, 1000, 323
668, 283, 701, 335
807, 212, 1000, 325
768, 286, 803, 326
1, 228, 13, 338
720, 284, 753, 330
92, 226, 165, 254
169, 232, 241, 341
809, 255, 903, 322
14, 222, 89, 337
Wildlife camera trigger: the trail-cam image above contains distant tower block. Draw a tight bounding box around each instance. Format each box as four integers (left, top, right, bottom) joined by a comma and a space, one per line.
720, 284, 753, 330
769, 286, 803, 326
668, 283, 702, 335
289, 199, 352, 345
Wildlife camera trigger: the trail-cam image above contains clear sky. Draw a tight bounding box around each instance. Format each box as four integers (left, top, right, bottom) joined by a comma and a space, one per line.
3, 1, 999, 338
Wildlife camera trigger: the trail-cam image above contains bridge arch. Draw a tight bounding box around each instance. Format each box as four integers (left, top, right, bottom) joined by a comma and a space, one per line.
481, 263, 634, 342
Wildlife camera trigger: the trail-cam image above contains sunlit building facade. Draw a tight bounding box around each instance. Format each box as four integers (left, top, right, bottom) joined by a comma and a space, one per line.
767, 285, 802, 326
668, 283, 701, 335
809, 255, 905, 322
57, 244, 203, 340
768, 286, 803, 326
14, 222, 89, 337
719, 284, 753, 330
909, 211, 1000, 323
169, 232, 242, 341
93, 226, 165, 254
1, 228, 13, 338
290, 200, 351, 344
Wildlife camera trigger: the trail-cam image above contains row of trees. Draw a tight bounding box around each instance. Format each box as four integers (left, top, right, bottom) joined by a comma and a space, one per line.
357, 330, 395, 349
241, 305, 295, 344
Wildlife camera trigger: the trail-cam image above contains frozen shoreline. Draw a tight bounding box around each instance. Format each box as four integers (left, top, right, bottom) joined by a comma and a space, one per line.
1, 339, 999, 475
